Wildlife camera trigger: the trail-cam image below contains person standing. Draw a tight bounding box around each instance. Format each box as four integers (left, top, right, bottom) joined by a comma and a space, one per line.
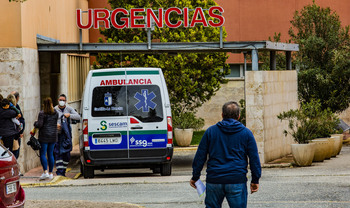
190, 101, 261, 208
11, 91, 25, 158
0, 99, 19, 153
32, 97, 58, 180
54, 94, 80, 176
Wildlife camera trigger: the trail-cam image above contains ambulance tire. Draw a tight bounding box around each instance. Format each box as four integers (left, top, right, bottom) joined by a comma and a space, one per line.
82, 164, 95, 178
160, 163, 172, 176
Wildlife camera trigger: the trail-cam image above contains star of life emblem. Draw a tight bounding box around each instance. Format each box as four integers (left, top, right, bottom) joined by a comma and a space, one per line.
134, 89, 157, 112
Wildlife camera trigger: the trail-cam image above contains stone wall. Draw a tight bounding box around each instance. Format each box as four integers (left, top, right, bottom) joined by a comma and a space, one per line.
196, 79, 245, 129
245, 71, 298, 164
0, 47, 41, 172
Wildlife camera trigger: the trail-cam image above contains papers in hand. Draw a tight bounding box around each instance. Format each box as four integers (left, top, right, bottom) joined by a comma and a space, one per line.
195, 179, 206, 197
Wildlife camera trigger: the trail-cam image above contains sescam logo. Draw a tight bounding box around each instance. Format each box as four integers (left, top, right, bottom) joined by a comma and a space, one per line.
109, 122, 128, 128
100, 120, 107, 131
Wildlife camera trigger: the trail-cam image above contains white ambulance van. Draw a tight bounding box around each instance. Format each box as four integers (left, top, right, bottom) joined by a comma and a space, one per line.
80, 68, 173, 178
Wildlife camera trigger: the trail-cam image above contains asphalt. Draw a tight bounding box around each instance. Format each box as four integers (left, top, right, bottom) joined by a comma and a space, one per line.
20, 145, 199, 187
20, 140, 350, 187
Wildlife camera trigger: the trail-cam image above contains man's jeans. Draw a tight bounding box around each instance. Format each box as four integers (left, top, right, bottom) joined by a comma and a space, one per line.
205, 183, 248, 208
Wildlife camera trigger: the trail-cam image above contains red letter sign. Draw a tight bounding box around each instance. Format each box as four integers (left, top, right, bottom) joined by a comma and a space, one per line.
190, 8, 208, 27
76, 9, 93, 29
208, 6, 225, 27
165, 8, 182, 28
111, 8, 129, 29
93, 9, 110, 29
130, 8, 145, 28
146, 8, 163, 28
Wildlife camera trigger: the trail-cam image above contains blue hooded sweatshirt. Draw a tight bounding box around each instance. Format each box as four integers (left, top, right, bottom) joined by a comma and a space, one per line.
192, 119, 261, 184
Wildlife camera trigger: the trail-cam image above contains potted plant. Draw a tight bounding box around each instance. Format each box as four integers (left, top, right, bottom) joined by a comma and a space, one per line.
173, 111, 204, 147
277, 101, 318, 166
304, 100, 340, 158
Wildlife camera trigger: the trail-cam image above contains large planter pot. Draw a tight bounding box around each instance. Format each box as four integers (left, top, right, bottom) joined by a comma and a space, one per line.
291, 143, 315, 167
330, 136, 341, 157
312, 138, 332, 160
309, 139, 328, 162
331, 134, 343, 155
174, 128, 193, 147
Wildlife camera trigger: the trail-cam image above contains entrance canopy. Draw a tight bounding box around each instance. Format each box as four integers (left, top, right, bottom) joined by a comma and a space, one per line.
37, 41, 298, 71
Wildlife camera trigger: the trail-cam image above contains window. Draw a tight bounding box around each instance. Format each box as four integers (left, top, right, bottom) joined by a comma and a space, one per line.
225, 64, 253, 79
127, 85, 163, 122
92, 86, 127, 117
0, 145, 11, 159
91, 85, 164, 123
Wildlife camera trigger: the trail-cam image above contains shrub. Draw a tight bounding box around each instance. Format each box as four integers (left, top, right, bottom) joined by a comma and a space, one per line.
173, 111, 204, 130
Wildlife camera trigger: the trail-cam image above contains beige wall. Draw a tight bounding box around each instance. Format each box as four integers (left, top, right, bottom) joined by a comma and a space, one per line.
197, 79, 245, 129
245, 71, 298, 163
339, 108, 350, 127
0, 2, 22, 47
0, 0, 89, 48
0, 0, 89, 173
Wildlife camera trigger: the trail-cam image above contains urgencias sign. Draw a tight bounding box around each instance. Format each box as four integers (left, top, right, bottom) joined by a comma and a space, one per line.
76, 7, 224, 29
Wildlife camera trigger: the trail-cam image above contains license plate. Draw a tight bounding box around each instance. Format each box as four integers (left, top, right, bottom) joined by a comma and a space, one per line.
6, 182, 17, 195
92, 137, 122, 145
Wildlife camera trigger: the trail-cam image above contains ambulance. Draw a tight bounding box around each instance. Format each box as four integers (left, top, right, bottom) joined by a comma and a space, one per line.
79, 68, 173, 178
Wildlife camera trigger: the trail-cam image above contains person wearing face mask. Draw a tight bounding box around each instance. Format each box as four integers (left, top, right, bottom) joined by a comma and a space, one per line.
54, 94, 81, 176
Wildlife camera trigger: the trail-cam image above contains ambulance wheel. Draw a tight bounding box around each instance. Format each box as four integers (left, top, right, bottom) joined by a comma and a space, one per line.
82, 164, 94, 179
160, 163, 171, 176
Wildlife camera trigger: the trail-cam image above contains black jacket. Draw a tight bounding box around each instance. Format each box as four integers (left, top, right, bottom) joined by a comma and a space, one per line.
16, 104, 25, 134
34, 111, 58, 143
0, 108, 18, 137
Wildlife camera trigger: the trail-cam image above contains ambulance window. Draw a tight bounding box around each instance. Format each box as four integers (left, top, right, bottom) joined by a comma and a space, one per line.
128, 85, 163, 122
92, 86, 127, 117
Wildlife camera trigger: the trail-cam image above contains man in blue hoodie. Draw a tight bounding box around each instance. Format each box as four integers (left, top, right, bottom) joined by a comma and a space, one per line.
190, 101, 261, 208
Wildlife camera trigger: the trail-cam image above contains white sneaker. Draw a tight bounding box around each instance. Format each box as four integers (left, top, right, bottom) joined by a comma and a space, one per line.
49, 173, 54, 180
39, 172, 49, 180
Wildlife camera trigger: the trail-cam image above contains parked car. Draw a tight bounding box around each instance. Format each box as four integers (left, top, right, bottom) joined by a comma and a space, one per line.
0, 143, 25, 208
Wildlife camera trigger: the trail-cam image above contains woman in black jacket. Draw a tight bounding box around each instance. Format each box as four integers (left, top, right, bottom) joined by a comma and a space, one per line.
33, 97, 58, 180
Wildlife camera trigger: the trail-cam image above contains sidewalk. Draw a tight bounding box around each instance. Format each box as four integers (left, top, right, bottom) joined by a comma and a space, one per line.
20, 145, 81, 187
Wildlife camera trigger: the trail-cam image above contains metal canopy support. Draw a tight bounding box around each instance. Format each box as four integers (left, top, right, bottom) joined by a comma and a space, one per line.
37, 41, 299, 54
243, 52, 247, 72
147, 28, 151, 50
270, 51, 276, 70
252, 49, 258, 71
286, 51, 292, 70
79, 29, 83, 51
220, 27, 223, 49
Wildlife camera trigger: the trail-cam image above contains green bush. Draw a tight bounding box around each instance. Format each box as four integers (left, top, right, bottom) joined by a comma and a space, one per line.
173, 111, 204, 130
277, 100, 339, 144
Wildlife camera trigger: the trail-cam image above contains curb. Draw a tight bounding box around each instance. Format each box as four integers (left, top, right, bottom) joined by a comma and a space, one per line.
262, 163, 293, 168
174, 146, 198, 152
21, 175, 72, 188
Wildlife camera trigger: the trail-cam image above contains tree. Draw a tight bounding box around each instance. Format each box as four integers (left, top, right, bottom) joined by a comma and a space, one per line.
95, 0, 229, 114
288, 2, 350, 113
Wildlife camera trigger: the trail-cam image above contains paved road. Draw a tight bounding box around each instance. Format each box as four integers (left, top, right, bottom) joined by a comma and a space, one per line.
24, 146, 350, 208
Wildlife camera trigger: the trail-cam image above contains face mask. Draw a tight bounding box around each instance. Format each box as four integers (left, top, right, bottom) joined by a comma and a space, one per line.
59, 101, 66, 107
